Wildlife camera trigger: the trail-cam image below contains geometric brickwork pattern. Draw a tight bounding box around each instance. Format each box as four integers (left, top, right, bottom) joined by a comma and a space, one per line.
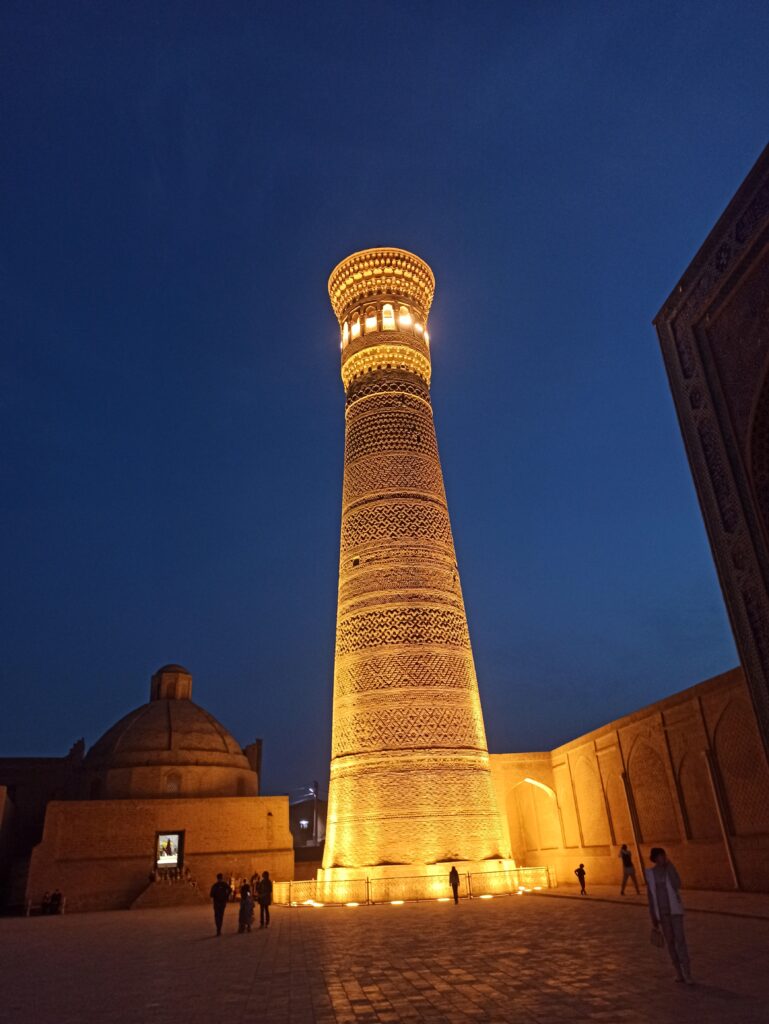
654, 143, 769, 753
343, 453, 446, 507
340, 500, 453, 552
322, 247, 511, 872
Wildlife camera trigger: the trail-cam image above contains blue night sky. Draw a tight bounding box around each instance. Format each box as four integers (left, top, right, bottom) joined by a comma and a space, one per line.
2, 2, 767, 793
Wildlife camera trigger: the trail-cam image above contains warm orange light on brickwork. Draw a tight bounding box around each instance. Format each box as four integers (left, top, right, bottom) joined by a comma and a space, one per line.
321, 247, 513, 883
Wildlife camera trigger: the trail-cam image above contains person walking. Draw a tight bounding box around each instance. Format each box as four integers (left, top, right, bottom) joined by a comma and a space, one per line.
645, 847, 692, 984
574, 863, 587, 895
238, 881, 254, 933
257, 870, 273, 929
619, 844, 640, 895
448, 865, 460, 904
210, 873, 232, 936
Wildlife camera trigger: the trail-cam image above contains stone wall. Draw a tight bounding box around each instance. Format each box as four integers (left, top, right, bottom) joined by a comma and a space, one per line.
27, 795, 294, 912
490, 667, 769, 892
0, 787, 15, 896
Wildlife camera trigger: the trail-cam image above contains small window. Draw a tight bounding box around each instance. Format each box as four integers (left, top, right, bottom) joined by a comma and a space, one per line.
398, 305, 412, 328
352, 557, 360, 567
351, 317, 361, 340
342, 322, 349, 345
165, 772, 181, 795
364, 306, 377, 333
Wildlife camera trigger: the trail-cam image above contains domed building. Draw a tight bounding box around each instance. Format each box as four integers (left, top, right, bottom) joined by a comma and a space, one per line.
17, 665, 293, 912
82, 665, 259, 800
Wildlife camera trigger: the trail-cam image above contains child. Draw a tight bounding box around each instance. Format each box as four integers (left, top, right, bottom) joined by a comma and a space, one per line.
574, 863, 587, 895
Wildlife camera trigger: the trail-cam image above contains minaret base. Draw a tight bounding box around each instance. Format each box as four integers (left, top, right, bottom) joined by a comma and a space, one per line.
317, 858, 517, 884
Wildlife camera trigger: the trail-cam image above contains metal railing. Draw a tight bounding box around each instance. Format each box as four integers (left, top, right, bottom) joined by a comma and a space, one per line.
273, 865, 551, 907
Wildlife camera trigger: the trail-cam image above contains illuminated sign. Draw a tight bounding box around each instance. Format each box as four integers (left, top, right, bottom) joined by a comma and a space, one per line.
155, 831, 184, 868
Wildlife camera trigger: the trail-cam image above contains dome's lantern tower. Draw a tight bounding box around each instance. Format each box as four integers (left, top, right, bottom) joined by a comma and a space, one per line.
322, 247, 512, 880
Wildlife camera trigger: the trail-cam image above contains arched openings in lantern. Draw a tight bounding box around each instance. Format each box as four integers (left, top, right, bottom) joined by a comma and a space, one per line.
364, 306, 378, 333
351, 315, 361, 340
382, 303, 396, 330
398, 305, 412, 329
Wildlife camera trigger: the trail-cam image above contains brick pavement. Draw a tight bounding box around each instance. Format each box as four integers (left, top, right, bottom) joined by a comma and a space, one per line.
537, 883, 769, 920
2, 893, 768, 1023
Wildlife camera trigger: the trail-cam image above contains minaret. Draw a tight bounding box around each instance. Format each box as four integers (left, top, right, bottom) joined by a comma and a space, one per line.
322, 247, 512, 880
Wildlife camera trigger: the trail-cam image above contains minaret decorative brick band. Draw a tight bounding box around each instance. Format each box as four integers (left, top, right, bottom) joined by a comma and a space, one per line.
322, 247, 512, 877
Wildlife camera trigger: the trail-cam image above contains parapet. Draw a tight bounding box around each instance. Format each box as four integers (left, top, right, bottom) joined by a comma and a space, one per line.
328, 248, 435, 324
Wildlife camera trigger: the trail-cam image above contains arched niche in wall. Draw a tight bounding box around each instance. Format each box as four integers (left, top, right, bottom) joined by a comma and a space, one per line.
714, 699, 769, 836
505, 777, 561, 858
164, 771, 182, 795
627, 740, 680, 842
604, 772, 632, 843
571, 755, 611, 847
677, 751, 720, 840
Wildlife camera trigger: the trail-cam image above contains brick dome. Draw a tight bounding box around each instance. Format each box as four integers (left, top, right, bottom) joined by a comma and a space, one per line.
85, 700, 251, 772
82, 666, 257, 799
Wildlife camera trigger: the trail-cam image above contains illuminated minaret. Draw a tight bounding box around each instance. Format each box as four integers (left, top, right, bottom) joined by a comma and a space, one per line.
322, 247, 512, 879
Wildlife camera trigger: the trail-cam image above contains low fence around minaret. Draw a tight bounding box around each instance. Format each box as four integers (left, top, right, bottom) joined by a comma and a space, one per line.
273, 865, 552, 906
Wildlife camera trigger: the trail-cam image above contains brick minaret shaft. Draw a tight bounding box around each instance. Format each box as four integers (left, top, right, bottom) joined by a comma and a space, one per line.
322, 248, 510, 874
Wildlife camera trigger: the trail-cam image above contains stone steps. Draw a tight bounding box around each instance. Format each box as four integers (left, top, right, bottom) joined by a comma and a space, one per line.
130, 880, 208, 910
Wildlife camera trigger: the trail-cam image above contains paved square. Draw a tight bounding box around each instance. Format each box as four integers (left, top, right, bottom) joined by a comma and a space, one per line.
2, 894, 768, 1023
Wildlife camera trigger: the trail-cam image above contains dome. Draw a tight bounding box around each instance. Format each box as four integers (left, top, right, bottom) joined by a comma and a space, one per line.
84, 699, 252, 773
82, 665, 258, 799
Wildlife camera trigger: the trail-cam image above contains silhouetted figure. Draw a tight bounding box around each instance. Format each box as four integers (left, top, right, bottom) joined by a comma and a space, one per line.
238, 882, 254, 933
645, 847, 691, 984
49, 889, 62, 914
619, 844, 640, 895
41, 891, 51, 915
449, 865, 460, 904
210, 873, 232, 936
574, 864, 586, 895
258, 871, 273, 928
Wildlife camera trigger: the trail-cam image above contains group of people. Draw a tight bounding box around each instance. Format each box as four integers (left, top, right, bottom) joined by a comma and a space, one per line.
149, 864, 194, 884
574, 844, 692, 984
209, 870, 273, 936
208, 846, 692, 984
39, 889, 64, 915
